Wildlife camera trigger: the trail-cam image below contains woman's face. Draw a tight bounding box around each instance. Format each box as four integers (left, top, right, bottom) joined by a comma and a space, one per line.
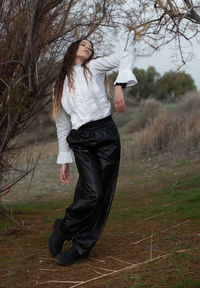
76, 40, 93, 61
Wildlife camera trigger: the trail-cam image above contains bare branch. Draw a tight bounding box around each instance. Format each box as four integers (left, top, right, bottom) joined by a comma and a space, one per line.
184, 0, 200, 23
1, 0, 121, 193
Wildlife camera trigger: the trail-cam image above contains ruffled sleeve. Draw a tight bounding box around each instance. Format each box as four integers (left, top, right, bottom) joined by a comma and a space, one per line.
89, 50, 138, 87
114, 69, 137, 87
55, 105, 75, 164
114, 51, 137, 87
57, 151, 75, 164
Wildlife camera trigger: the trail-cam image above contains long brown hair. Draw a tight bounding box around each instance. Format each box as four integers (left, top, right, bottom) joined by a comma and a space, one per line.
52, 38, 94, 120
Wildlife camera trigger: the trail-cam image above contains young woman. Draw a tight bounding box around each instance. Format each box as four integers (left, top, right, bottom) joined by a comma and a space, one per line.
49, 38, 137, 266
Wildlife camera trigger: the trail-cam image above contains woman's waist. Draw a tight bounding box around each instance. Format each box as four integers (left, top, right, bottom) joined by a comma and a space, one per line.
71, 113, 113, 131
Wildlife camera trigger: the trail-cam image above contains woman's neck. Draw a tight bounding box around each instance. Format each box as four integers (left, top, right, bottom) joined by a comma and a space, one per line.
73, 57, 84, 66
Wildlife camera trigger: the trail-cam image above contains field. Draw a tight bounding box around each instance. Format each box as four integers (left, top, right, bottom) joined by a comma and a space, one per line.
1, 138, 200, 288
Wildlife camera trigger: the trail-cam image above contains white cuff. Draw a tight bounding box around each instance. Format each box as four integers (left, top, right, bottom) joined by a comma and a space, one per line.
56, 150, 75, 164
114, 69, 138, 87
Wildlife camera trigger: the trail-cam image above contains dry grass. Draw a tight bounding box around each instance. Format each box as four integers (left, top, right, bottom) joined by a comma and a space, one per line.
130, 92, 200, 156
178, 91, 200, 113
134, 109, 200, 156
126, 98, 161, 133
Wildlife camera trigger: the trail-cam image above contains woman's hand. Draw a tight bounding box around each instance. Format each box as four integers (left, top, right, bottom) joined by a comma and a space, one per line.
60, 163, 71, 184
114, 86, 126, 112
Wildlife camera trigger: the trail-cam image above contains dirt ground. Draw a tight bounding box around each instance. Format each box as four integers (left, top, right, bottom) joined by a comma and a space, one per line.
1, 141, 200, 288
1, 215, 200, 288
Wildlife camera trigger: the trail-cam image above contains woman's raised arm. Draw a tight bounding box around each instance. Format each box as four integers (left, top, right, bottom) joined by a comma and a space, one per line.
89, 50, 138, 88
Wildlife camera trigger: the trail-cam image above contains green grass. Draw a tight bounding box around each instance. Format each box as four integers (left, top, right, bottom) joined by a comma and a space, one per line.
117, 108, 141, 135
109, 159, 200, 224
173, 278, 200, 288
126, 272, 149, 288
172, 159, 192, 167
2, 154, 200, 228
11, 198, 70, 211
1, 104, 200, 287
162, 103, 178, 111
153, 176, 200, 220
0, 198, 71, 233
112, 180, 200, 223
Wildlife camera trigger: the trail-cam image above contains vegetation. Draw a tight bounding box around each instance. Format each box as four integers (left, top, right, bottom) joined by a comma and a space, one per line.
132, 93, 200, 156
128, 67, 161, 100
123, 0, 200, 62
1, 1, 200, 284
1, 88, 200, 287
154, 71, 197, 101
1, 151, 200, 287
110, 67, 196, 102
1, 0, 199, 202
0, 0, 122, 196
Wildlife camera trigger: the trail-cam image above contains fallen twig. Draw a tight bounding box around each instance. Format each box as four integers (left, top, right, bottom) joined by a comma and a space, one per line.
84, 264, 114, 272
87, 267, 104, 275
132, 220, 190, 244
150, 225, 154, 260
90, 257, 106, 263
37, 280, 83, 285
107, 256, 133, 266
136, 212, 168, 223
37, 246, 199, 287
37, 254, 168, 287
39, 268, 65, 272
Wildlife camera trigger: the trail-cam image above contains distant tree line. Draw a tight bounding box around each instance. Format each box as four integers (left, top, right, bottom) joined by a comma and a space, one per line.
109, 67, 196, 102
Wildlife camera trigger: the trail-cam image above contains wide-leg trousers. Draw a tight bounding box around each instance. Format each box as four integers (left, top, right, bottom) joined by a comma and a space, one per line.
60, 115, 121, 256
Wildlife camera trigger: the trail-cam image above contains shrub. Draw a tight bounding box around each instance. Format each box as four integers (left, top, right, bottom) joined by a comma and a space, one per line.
126, 98, 161, 133
134, 110, 200, 156
178, 91, 200, 113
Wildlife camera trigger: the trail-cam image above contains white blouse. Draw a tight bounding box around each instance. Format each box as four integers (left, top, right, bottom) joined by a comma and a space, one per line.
55, 51, 138, 164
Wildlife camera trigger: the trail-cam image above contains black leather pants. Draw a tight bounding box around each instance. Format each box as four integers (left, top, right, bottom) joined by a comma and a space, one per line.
60, 115, 120, 255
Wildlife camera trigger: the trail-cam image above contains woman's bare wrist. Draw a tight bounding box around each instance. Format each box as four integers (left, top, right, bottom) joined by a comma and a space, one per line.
114, 86, 123, 90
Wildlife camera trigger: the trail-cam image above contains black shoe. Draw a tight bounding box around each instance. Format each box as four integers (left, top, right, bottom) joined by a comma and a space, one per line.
55, 246, 89, 266
48, 218, 66, 258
